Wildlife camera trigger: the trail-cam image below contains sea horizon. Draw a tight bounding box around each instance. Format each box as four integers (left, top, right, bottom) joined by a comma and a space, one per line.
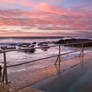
0, 36, 92, 39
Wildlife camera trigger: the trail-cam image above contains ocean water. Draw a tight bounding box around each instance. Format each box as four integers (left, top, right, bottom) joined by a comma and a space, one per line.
0, 38, 92, 73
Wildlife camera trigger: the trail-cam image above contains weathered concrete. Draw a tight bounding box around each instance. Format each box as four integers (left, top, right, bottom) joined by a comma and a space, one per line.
18, 87, 43, 92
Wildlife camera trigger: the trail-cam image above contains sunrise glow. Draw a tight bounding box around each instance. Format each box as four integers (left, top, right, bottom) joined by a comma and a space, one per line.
0, 0, 92, 37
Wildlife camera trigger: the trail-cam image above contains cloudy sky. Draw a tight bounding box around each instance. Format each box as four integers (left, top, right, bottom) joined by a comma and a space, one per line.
0, 0, 92, 37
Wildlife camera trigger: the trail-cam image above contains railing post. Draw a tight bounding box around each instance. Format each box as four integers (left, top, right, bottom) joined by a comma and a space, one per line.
2, 52, 8, 84
80, 43, 84, 56
59, 45, 61, 64
55, 45, 61, 64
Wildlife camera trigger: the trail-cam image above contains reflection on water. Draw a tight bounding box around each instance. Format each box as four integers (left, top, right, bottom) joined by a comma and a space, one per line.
80, 53, 84, 70
54, 64, 61, 76
31, 53, 92, 92
54, 52, 85, 77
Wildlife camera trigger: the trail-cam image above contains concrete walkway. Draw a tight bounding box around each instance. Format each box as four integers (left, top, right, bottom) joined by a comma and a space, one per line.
18, 87, 43, 92
0, 82, 43, 92
7, 52, 92, 91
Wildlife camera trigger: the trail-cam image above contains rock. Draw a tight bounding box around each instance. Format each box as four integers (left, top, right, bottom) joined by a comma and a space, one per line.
38, 42, 48, 46
32, 42, 36, 45
18, 43, 31, 47
0, 83, 14, 92
54, 38, 92, 47
54, 39, 65, 44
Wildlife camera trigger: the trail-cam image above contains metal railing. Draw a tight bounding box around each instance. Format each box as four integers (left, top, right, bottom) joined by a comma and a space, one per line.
0, 41, 92, 84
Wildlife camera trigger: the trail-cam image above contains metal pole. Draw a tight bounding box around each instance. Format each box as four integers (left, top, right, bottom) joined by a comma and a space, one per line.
2, 53, 5, 83
59, 45, 61, 65
54, 55, 59, 65
80, 43, 84, 57
81, 43, 84, 56
2, 52, 8, 84
82, 43, 84, 53
55, 45, 61, 64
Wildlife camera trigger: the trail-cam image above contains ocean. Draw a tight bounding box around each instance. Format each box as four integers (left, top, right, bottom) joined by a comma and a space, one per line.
0, 37, 92, 74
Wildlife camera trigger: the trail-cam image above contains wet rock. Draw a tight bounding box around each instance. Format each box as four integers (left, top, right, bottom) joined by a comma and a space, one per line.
19, 46, 36, 53
0, 46, 16, 50
39, 44, 50, 51
18, 43, 31, 47
54, 38, 92, 47
32, 42, 36, 45
38, 42, 48, 46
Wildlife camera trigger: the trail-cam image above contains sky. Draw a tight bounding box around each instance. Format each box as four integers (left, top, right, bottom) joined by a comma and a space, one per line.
0, 0, 92, 37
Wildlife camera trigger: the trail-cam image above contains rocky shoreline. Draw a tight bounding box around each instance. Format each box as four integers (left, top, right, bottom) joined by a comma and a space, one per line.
54, 38, 92, 47
0, 38, 92, 53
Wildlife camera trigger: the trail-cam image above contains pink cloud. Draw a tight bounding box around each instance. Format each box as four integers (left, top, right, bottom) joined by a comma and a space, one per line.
20, 1, 33, 6
0, 0, 16, 3
0, 1, 91, 31
19, 1, 91, 19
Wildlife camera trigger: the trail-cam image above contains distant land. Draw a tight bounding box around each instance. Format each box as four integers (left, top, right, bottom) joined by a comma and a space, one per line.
0, 36, 91, 39
0, 36, 65, 39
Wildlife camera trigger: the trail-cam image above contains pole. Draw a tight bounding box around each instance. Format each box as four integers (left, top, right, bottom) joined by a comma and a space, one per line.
2, 52, 8, 84
59, 45, 61, 65
55, 45, 61, 64
80, 43, 84, 57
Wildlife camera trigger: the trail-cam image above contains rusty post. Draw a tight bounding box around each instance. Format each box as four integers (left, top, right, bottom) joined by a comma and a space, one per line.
55, 45, 61, 64
80, 43, 84, 56
59, 45, 61, 65
2, 52, 8, 84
